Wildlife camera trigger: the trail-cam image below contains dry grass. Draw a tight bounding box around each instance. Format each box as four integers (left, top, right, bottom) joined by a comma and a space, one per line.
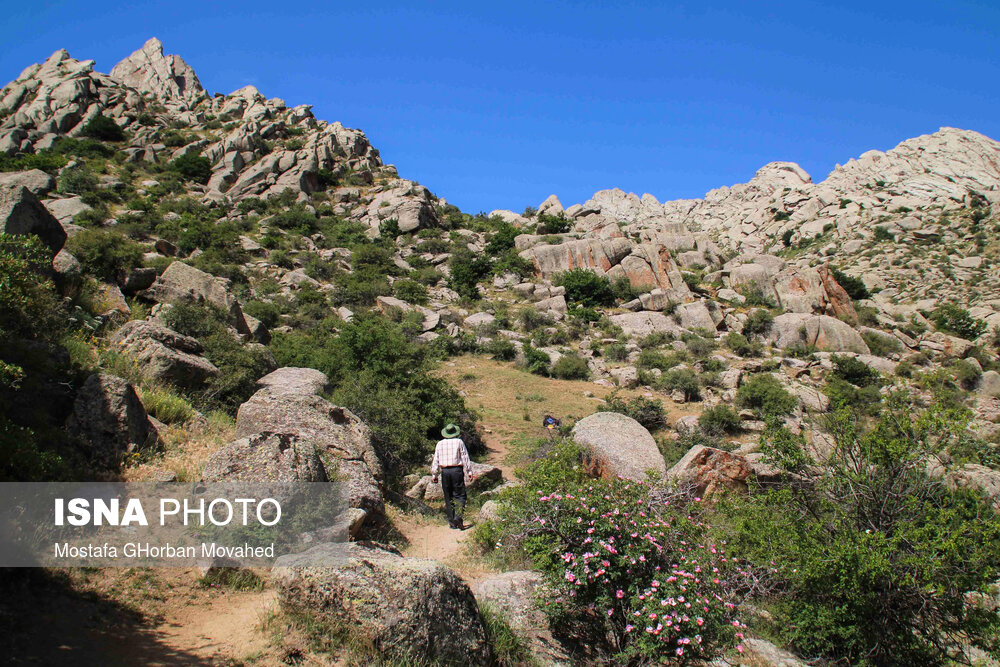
124, 411, 236, 482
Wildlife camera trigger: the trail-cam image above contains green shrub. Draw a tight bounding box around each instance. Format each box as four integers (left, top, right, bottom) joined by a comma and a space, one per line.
485, 222, 518, 256
168, 151, 212, 184
478, 602, 535, 667
739, 285, 777, 308
551, 353, 589, 380
698, 404, 742, 436
603, 342, 628, 361
950, 358, 982, 390
448, 249, 492, 300
57, 166, 98, 195
725, 332, 763, 357
484, 339, 517, 361
138, 386, 193, 424
724, 398, 1000, 666
599, 390, 667, 430
861, 330, 901, 357
831, 355, 881, 387
830, 267, 870, 300
521, 344, 551, 376
554, 268, 616, 308
392, 279, 429, 305
660, 368, 701, 401
873, 226, 894, 242
736, 373, 796, 417
66, 229, 143, 283
81, 115, 125, 141
536, 212, 571, 234
518, 308, 551, 332
743, 309, 774, 337
931, 303, 987, 340
242, 300, 282, 328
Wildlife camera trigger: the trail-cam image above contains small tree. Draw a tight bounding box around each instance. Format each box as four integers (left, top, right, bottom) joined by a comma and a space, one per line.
555, 268, 616, 308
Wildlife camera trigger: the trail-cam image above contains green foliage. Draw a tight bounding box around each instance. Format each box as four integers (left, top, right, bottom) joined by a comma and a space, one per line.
168, 151, 212, 184
521, 343, 551, 376
163, 303, 274, 414
485, 221, 518, 256
931, 303, 987, 340
873, 226, 894, 242
831, 355, 882, 387
479, 602, 537, 667
861, 331, 902, 357
599, 390, 667, 430
725, 399, 1000, 666
742, 308, 774, 337
0, 151, 67, 174
725, 332, 763, 357
659, 368, 701, 401
57, 165, 98, 195
138, 386, 194, 424
736, 373, 796, 417
831, 267, 870, 300
698, 404, 742, 436
392, 279, 429, 305
81, 115, 125, 141
536, 212, 571, 234
66, 229, 143, 283
484, 339, 517, 361
554, 268, 616, 308
602, 342, 628, 361
269, 314, 479, 475
551, 353, 590, 380
738, 285, 777, 308
448, 249, 492, 300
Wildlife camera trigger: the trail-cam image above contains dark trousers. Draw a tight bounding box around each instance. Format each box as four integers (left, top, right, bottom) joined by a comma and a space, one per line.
440, 467, 467, 525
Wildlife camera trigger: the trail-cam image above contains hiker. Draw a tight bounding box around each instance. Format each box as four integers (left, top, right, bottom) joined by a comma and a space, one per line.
431, 423, 474, 529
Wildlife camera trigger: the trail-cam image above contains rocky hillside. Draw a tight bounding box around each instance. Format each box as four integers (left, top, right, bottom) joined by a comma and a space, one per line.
2, 38, 1000, 667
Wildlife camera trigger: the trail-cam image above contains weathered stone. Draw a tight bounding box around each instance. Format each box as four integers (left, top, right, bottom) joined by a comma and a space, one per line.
202, 432, 328, 482
0, 170, 55, 197
666, 445, 751, 496
112, 319, 219, 388
609, 311, 681, 338
769, 313, 870, 354
142, 261, 251, 336
572, 411, 666, 480
67, 373, 159, 462
273, 542, 489, 664
0, 184, 67, 254
109, 37, 205, 103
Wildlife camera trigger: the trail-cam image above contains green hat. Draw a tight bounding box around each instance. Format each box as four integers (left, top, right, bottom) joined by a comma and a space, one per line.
441, 423, 460, 438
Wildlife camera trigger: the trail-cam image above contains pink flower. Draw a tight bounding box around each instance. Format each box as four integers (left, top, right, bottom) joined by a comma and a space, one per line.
616, 589, 624, 599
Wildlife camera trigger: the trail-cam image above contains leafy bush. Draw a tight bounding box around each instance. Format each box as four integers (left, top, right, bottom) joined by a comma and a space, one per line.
931, 303, 987, 340
392, 279, 429, 305
448, 249, 492, 300
554, 268, 616, 308
242, 300, 282, 329
81, 115, 125, 141
861, 330, 901, 357
536, 213, 571, 234
830, 267, 870, 300
742, 309, 774, 337
168, 151, 212, 184
873, 226, 894, 242
724, 398, 1000, 666
736, 374, 796, 417
57, 166, 98, 195
738, 285, 777, 308
603, 342, 628, 361
698, 404, 742, 436
484, 339, 517, 361
660, 368, 701, 401
725, 332, 762, 357
551, 353, 589, 380
521, 475, 748, 664
599, 391, 667, 430
521, 343, 551, 376
831, 355, 881, 387
66, 229, 143, 283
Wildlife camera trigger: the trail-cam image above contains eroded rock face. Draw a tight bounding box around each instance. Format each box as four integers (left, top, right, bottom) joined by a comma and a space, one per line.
112, 320, 219, 388
572, 411, 666, 480
142, 261, 252, 336
109, 37, 205, 104
769, 313, 870, 354
202, 432, 328, 483
273, 542, 489, 664
667, 445, 751, 496
235, 368, 384, 523
0, 183, 67, 255
67, 373, 159, 462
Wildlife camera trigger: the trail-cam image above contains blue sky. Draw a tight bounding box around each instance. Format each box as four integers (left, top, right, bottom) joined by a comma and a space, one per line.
2, 1, 998, 214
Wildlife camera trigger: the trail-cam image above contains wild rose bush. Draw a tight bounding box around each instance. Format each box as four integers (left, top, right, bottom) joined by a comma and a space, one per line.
521, 477, 748, 664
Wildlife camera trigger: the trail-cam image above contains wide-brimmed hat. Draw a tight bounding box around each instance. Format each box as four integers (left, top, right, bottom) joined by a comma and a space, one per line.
441, 423, 461, 438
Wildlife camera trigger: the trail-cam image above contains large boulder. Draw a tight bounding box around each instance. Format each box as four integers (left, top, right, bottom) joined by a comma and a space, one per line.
202, 432, 329, 483
772, 266, 857, 323
666, 445, 751, 496
472, 571, 572, 665
768, 313, 870, 354
0, 170, 55, 197
0, 183, 67, 255
519, 238, 633, 278
273, 542, 489, 664
235, 368, 384, 523
674, 301, 716, 331
66, 373, 159, 462
112, 319, 219, 389
572, 411, 666, 480
142, 261, 252, 336
609, 311, 681, 338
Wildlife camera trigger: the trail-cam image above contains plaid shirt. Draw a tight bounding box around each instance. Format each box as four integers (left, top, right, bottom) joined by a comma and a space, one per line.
431, 438, 472, 478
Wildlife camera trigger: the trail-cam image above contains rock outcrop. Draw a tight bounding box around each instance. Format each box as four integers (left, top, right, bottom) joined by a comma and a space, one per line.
768, 313, 870, 354
0, 183, 67, 255
572, 411, 666, 480
273, 542, 489, 664
142, 261, 253, 336
112, 319, 219, 388
109, 38, 205, 105
66, 373, 159, 462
